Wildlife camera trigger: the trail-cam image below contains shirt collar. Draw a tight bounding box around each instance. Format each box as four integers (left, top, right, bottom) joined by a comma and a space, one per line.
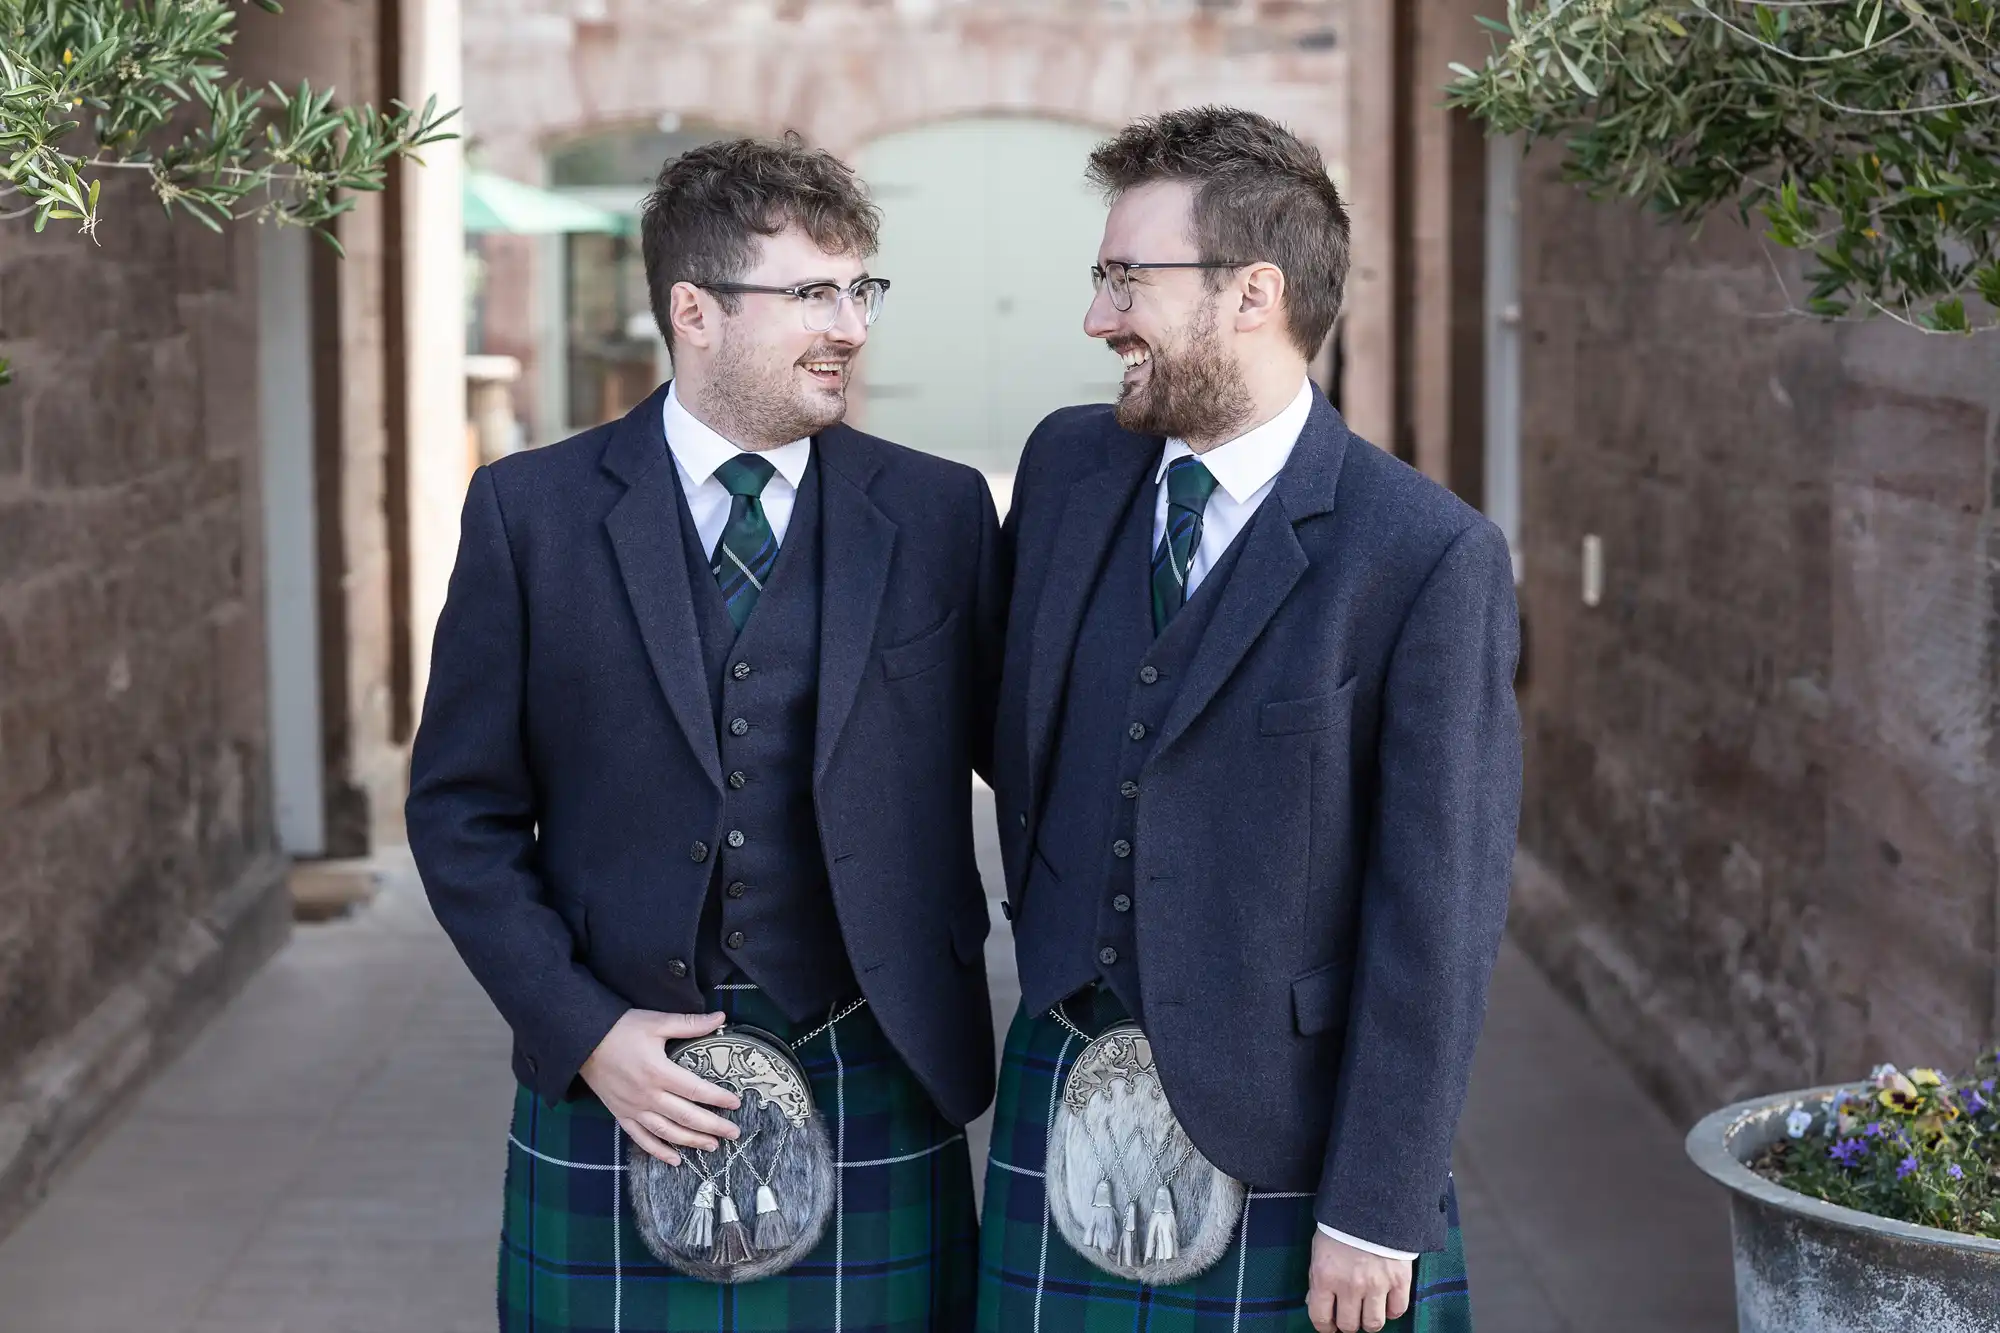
1155, 378, 1315, 503
663, 381, 813, 489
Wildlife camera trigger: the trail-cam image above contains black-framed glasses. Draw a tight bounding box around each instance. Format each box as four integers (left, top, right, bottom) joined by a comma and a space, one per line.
696, 277, 891, 332
1090, 260, 1252, 312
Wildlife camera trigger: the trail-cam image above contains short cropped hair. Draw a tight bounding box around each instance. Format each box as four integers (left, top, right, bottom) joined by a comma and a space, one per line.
640, 132, 881, 349
1086, 107, 1350, 360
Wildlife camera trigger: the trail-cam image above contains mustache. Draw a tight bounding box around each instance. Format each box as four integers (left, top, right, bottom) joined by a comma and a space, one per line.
796, 346, 853, 364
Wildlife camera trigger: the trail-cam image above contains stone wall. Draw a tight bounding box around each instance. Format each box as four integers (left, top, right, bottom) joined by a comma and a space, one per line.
0, 0, 399, 1236
461, 0, 1347, 434
1506, 142, 2000, 1123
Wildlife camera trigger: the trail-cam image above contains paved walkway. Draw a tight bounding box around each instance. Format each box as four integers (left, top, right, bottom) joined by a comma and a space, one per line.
0, 797, 1736, 1331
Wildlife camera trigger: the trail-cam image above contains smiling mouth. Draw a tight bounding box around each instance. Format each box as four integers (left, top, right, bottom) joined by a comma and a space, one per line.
1111, 341, 1152, 383
800, 357, 849, 386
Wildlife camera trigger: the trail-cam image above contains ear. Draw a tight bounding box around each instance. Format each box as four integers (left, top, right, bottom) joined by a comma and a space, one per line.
1233, 262, 1286, 336
669, 280, 716, 351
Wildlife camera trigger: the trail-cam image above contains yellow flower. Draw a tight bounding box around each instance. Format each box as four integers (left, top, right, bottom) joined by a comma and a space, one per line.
62, 47, 73, 65
1880, 1086, 1923, 1116
1912, 1069, 1944, 1087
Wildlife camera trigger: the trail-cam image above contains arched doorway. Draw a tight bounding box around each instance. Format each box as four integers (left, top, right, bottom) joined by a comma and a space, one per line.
855, 117, 1121, 478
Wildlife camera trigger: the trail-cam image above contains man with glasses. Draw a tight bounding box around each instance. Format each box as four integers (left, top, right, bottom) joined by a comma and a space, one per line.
980, 107, 1520, 1333
409, 133, 1004, 1332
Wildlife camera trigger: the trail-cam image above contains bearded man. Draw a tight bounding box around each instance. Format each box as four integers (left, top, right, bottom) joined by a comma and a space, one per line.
979, 107, 1521, 1333
408, 134, 1003, 1332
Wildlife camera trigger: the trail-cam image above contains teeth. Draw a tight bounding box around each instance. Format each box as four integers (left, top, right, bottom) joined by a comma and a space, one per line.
805, 362, 844, 373
1120, 348, 1150, 369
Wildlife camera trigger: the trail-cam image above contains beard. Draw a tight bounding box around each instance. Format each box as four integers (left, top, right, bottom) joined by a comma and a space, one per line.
703, 325, 850, 447
1112, 301, 1254, 444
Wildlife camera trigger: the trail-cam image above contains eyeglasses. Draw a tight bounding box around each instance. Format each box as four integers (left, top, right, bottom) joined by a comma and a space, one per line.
1090, 261, 1253, 312
696, 277, 891, 332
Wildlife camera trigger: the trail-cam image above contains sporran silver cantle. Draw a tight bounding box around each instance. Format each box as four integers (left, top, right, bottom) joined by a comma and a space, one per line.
628, 1023, 837, 1283
1045, 1018, 1246, 1285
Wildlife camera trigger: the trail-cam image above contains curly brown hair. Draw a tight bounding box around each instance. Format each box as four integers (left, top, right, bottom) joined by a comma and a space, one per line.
640, 132, 881, 349
1086, 107, 1350, 360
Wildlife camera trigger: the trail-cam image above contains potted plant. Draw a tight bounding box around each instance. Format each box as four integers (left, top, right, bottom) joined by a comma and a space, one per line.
1685, 1056, 2000, 1330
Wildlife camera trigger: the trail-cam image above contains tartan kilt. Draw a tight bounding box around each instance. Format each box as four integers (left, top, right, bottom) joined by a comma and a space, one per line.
500, 985, 978, 1332
976, 998, 1472, 1333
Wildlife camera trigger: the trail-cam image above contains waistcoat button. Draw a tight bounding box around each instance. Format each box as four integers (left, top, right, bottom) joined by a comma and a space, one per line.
1112, 893, 1132, 913
690, 841, 709, 863
1112, 839, 1131, 858
1098, 946, 1119, 967
726, 931, 746, 950
726, 830, 746, 849
733, 661, 752, 680
728, 771, 747, 789
668, 958, 689, 978
1128, 722, 1147, 741
1139, 666, 1159, 684
730, 717, 750, 737
727, 881, 747, 899
1120, 781, 1140, 799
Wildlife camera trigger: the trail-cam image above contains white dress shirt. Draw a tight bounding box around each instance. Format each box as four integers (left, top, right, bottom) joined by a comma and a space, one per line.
1152, 377, 1421, 1265
1151, 378, 1313, 594
663, 382, 813, 558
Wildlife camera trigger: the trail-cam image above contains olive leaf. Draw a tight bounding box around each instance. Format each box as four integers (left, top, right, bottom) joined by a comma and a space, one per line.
1447, 1, 2000, 334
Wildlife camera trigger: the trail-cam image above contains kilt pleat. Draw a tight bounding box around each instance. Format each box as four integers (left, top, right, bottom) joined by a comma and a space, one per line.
975, 1000, 1473, 1333
500, 986, 978, 1332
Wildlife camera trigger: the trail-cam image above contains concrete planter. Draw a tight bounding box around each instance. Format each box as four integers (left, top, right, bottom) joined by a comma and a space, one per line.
1686, 1085, 2000, 1332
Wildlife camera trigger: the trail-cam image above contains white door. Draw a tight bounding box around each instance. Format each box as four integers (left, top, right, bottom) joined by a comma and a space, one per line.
856, 118, 1121, 480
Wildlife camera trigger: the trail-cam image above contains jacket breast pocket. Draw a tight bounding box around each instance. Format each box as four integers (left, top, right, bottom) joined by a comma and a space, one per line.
1259, 677, 1357, 736
1291, 959, 1350, 1036
880, 610, 959, 681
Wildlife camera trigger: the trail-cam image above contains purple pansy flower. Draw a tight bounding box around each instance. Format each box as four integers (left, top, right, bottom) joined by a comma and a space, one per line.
1829, 1138, 1870, 1168
1865, 1121, 1889, 1138
1897, 1155, 1919, 1179
1947, 1164, 1965, 1180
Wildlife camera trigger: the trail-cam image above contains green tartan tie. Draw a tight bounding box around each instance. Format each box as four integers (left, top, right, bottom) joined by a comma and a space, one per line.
1150, 455, 1220, 633
712, 454, 779, 630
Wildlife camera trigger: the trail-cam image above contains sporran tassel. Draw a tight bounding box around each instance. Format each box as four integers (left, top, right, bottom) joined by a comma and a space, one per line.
679, 1178, 718, 1249
752, 1183, 793, 1251
1117, 1199, 1138, 1267
711, 1193, 755, 1266
1087, 1179, 1119, 1254
1144, 1185, 1178, 1263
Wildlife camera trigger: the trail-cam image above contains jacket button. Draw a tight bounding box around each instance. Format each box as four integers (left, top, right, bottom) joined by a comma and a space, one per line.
1112, 839, 1131, 859
690, 841, 709, 863
1120, 781, 1140, 799
730, 717, 750, 737
726, 931, 746, 950
1098, 946, 1119, 967
1112, 893, 1131, 913
728, 771, 747, 789
726, 881, 747, 899
1139, 665, 1159, 684
732, 661, 752, 680
1018, 812, 1027, 829
668, 959, 689, 978
726, 829, 746, 849
1000, 900, 1014, 921
526, 1054, 540, 1072
1128, 722, 1147, 741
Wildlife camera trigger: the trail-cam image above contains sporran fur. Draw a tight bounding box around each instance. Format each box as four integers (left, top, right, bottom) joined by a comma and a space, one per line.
628, 1025, 837, 1283
1045, 1022, 1246, 1285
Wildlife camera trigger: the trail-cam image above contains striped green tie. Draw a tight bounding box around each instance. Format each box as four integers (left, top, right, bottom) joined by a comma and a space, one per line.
1151, 455, 1220, 633
712, 454, 779, 630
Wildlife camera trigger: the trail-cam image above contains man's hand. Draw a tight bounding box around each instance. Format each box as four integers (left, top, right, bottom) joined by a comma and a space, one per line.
1306, 1231, 1413, 1333
579, 1009, 744, 1165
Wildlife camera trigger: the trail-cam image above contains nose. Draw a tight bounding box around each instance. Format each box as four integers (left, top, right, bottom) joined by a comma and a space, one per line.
1083, 283, 1121, 340
826, 295, 868, 346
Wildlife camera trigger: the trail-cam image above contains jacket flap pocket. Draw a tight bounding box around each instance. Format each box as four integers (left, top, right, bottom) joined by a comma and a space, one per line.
1291, 960, 1349, 1036
1260, 678, 1357, 736
881, 610, 959, 680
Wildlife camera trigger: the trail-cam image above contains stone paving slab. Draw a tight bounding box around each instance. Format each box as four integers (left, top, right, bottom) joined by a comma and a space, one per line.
0, 799, 1736, 1332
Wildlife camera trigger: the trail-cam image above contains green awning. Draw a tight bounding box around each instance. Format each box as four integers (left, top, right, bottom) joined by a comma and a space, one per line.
464, 172, 628, 235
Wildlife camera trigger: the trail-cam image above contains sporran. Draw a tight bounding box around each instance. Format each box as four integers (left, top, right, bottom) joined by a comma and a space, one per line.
1045, 1014, 1246, 1285
629, 1015, 849, 1283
